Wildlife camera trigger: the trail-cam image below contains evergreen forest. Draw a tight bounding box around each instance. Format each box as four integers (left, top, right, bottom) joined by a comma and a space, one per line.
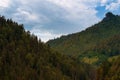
0, 12, 120, 80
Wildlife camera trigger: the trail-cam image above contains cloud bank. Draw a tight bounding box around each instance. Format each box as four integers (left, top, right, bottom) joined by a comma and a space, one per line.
0, 0, 120, 42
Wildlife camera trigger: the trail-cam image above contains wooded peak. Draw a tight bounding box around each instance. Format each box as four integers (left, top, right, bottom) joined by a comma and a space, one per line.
103, 12, 116, 21
105, 12, 115, 18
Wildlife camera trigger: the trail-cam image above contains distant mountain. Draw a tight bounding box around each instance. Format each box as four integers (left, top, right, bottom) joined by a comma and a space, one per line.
0, 13, 120, 80
0, 16, 94, 80
47, 12, 120, 65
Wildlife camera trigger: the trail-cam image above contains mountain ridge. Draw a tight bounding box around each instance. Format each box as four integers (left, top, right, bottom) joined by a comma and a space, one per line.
47, 12, 120, 56
0, 12, 120, 80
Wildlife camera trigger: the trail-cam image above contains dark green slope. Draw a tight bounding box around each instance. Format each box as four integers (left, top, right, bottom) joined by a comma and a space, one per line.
0, 16, 95, 80
78, 34, 120, 65
47, 12, 120, 57
46, 12, 120, 80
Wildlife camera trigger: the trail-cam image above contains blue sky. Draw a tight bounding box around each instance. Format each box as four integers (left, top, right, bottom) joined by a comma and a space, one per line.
0, 0, 120, 42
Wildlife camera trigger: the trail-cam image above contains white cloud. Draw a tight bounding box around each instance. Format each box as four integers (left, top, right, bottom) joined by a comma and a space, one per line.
18, 0, 41, 5
101, 0, 107, 3
0, 0, 11, 8
47, 0, 100, 29
47, 0, 98, 9
16, 8, 38, 20
101, 0, 108, 6
106, 3, 120, 11
30, 26, 61, 42
105, 0, 120, 11
1, 0, 101, 42
2, 0, 120, 42
99, 0, 120, 11
11, 8, 39, 25
12, 7, 50, 25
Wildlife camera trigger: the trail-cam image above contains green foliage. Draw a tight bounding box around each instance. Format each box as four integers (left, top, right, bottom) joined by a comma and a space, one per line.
47, 12, 120, 66
47, 12, 120, 56
47, 12, 120, 80
0, 12, 120, 80
96, 56, 120, 80
78, 34, 120, 65
0, 16, 94, 80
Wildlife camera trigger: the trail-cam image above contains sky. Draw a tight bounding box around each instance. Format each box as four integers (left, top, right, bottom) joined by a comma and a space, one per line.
0, 0, 120, 42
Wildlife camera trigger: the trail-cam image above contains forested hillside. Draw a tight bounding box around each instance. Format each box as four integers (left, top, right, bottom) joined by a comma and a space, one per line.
0, 12, 120, 80
47, 12, 120, 80
47, 12, 120, 65
0, 16, 94, 80
47, 12, 120, 57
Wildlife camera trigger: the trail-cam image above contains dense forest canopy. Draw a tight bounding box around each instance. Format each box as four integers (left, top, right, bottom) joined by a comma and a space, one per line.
47, 12, 120, 65
0, 12, 120, 80
0, 15, 95, 80
47, 12, 120, 55
47, 12, 120, 79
